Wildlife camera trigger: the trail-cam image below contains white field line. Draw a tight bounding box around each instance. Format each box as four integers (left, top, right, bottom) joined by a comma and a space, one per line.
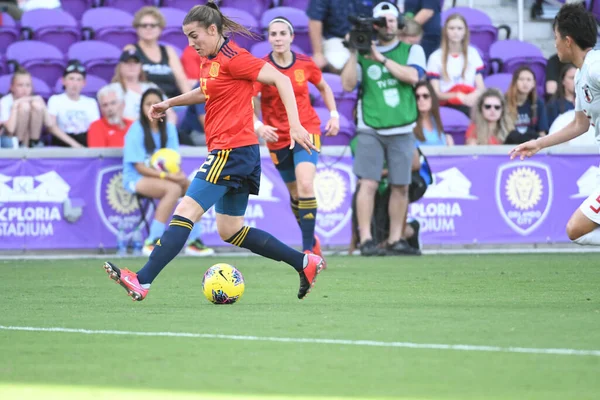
1, 325, 599, 357
1, 247, 600, 261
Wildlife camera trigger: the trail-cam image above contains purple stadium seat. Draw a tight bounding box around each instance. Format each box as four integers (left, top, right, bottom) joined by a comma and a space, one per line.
282, 0, 310, 10
489, 39, 547, 97
314, 107, 355, 146
0, 74, 53, 100
591, 0, 600, 23
439, 106, 470, 145
249, 40, 305, 58
62, 0, 96, 20
159, 7, 188, 50
0, 13, 20, 53
308, 82, 321, 104
68, 41, 121, 83
6, 41, 66, 87
484, 73, 512, 94
161, 42, 183, 58
261, 7, 311, 55
219, 7, 260, 51
21, 9, 81, 54
102, 0, 157, 15
161, 0, 206, 12
82, 7, 137, 49
220, 0, 270, 20
315, 73, 357, 123
54, 74, 107, 98
441, 7, 510, 58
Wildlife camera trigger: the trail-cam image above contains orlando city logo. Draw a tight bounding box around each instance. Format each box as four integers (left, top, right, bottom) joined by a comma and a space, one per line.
495, 162, 553, 236
313, 162, 356, 239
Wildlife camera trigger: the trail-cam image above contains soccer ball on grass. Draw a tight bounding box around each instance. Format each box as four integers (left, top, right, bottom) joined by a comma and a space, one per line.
202, 263, 245, 304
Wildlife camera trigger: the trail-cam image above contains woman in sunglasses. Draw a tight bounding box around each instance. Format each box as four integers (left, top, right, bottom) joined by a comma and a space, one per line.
465, 88, 513, 145
128, 7, 191, 99
413, 81, 453, 146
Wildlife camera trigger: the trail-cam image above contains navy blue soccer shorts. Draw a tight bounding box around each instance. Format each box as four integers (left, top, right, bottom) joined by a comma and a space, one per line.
186, 145, 261, 217
269, 134, 321, 183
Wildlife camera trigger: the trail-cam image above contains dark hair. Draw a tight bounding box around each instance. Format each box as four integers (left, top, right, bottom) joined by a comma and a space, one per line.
553, 3, 597, 50
183, 1, 256, 39
139, 88, 167, 155
413, 81, 444, 142
268, 16, 294, 35
552, 63, 576, 114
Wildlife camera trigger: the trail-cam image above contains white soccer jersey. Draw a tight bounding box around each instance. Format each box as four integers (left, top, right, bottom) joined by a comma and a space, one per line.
575, 49, 600, 140
426, 46, 485, 93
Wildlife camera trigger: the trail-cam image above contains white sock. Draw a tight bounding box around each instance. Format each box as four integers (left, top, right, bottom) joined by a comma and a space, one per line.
140, 283, 151, 289
573, 228, 600, 246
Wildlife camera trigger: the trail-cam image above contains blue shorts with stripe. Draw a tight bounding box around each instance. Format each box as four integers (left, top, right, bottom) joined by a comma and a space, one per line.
186, 145, 261, 216
269, 134, 321, 183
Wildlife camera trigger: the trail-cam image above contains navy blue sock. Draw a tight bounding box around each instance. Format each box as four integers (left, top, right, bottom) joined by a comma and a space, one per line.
226, 226, 305, 272
298, 197, 317, 252
137, 215, 193, 285
290, 197, 300, 226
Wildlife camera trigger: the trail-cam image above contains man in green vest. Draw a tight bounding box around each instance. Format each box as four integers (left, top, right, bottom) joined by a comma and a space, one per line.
341, 1, 425, 256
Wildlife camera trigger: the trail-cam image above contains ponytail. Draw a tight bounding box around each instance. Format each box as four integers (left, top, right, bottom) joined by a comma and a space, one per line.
183, 1, 258, 39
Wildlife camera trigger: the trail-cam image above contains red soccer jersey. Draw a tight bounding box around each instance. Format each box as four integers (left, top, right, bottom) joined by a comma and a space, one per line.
254, 52, 323, 150
198, 39, 266, 151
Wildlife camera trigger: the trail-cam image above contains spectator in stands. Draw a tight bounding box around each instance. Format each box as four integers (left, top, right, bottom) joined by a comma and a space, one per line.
180, 45, 201, 86
127, 6, 191, 98
398, 18, 423, 45
87, 85, 133, 148
426, 14, 485, 117
404, 0, 441, 58
413, 81, 453, 146
307, 0, 388, 73
504, 66, 549, 144
341, 2, 424, 256
545, 53, 569, 99
0, 68, 46, 148
465, 88, 512, 145
46, 61, 99, 147
108, 49, 176, 124
546, 63, 576, 127
0, 0, 22, 20
122, 88, 213, 256
178, 84, 206, 147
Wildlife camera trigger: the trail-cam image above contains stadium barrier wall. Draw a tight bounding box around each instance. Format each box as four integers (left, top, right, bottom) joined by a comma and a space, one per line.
0, 145, 598, 251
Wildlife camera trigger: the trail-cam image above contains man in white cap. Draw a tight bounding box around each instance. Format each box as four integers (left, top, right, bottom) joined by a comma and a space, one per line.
341, 1, 426, 256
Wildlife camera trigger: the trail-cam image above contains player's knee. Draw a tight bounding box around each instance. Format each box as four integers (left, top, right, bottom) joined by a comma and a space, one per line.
296, 178, 314, 197
566, 219, 583, 241
174, 196, 205, 223
217, 221, 243, 241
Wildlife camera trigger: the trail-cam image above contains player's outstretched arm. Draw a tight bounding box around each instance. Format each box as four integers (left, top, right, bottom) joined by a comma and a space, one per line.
509, 111, 590, 160
315, 78, 339, 136
256, 63, 317, 153
148, 87, 206, 122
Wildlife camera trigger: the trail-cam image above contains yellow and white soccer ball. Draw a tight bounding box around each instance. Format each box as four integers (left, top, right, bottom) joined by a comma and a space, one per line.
150, 148, 181, 174
202, 263, 245, 304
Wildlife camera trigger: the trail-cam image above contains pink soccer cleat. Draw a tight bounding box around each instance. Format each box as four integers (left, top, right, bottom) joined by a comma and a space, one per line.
103, 261, 148, 301
297, 254, 325, 300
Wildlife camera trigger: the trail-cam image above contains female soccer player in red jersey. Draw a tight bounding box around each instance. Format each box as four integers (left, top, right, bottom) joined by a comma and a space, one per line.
254, 16, 339, 261
102, 2, 324, 302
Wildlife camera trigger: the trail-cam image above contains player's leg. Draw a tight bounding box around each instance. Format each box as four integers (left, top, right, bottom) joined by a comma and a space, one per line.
271, 149, 301, 226
567, 191, 600, 245
385, 134, 420, 255
353, 130, 386, 256
134, 177, 182, 254
215, 190, 324, 299
293, 145, 320, 255
178, 178, 214, 256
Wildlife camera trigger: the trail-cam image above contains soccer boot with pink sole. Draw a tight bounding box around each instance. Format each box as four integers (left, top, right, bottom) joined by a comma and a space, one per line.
297, 253, 325, 300
103, 261, 148, 301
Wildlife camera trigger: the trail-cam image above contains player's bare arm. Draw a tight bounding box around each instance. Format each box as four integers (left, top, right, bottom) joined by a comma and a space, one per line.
510, 111, 590, 160
256, 63, 317, 153
315, 78, 340, 136
148, 88, 206, 122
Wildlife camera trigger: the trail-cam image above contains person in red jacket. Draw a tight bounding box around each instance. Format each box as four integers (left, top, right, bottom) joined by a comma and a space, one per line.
254, 16, 339, 261
87, 86, 133, 148
102, 2, 324, 302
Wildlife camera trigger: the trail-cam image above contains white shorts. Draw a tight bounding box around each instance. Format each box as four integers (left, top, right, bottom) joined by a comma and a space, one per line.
580, 186, 600, 224
323, 37, 350, 71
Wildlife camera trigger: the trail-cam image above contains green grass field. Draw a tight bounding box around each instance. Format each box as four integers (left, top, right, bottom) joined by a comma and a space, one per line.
1, 253, 599, 400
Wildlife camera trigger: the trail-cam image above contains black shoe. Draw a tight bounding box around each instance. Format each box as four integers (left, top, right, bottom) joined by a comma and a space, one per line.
386, 239, 421, 256
406, 220, 421, 250
359, 239, 386, 256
